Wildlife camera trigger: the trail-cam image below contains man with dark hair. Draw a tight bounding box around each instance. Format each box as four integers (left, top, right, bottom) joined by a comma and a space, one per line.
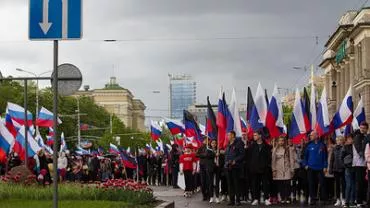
225, 130, 245, 206
304, 131, 328, 206
352, 121, 369, 207
249, 130, 272, 206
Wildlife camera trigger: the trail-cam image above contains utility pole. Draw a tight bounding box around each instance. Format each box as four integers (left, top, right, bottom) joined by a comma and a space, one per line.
76, 97, 81, 146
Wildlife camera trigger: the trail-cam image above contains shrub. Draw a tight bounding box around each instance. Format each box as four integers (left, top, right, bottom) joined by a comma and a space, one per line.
0, 180, 155, 205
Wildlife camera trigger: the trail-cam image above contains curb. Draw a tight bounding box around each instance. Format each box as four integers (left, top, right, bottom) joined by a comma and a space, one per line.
155, 201, 175, 208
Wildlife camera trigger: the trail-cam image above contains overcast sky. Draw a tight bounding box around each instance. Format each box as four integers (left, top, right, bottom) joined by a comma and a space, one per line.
0, 0, 364, 121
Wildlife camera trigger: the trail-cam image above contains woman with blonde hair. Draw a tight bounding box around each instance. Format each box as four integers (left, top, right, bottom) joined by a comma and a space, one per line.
271, 136, 295, 204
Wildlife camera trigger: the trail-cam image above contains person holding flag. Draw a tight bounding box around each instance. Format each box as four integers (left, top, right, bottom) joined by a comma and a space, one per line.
224, 130, 245, 206
196, 138, 215, 201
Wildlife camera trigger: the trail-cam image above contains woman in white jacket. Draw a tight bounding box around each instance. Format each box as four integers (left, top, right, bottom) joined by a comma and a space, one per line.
57, 152, 68, 182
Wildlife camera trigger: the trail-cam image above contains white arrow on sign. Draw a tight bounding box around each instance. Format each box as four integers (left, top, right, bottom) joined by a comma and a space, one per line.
62, 0, 68, 38
39, 0, 52, 34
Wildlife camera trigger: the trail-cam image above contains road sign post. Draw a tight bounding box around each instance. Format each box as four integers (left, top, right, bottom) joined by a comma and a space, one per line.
29, 0, 82, 40
29, 1, 82, 208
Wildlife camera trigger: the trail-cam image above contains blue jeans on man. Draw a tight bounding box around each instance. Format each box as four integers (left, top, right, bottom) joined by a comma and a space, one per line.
345, 168, 356, 205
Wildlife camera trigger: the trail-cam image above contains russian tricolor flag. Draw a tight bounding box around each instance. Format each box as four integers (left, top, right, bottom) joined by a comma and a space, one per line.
150, 120, 162, 142
250, 83, 267, 132
184, 110, 202, 142
6, 102, 33, 127
240, 117, 247, 133
109, 143, 120, 155
332, 86, 353, 129
315, 87, 331, 137
289, 89, 308, 144
5, 114, 17, 138
352, 96, 365, 130
206, 96, 218, 140
266, 84, 285, 138
0, 121, 15, 163
14, 126, 41, 160
46, 127, 55, 146
164, 118, 185, 135
217, 88, 228, 149
36, 107, 62, 127
226, 88, 242, 138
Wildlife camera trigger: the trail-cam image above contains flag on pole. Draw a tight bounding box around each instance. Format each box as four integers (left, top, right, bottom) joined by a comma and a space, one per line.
6, 102, 33, 127
332, 86, 353, 129
316, 87, 331, 137
310, 84, 317, 131
150, 120, 162, 141
217, 88, 228, 149
246, 87, 255, 139
352, 96, 365, 130
36, 107, 62, 127
289, 89, 308, 144
302, 87, 312, 132
60, 132, 67, 152
183, 110, 202, 142
250, 83, 266, 132
109, 143, 120, 155
5, 114, 17, 138
14, 126, 41, 160
266, 84, 285, 138
164, 118, 185, 135
206, 96, 218, 140
226, 88, 242, 138
0, 121, 15, 162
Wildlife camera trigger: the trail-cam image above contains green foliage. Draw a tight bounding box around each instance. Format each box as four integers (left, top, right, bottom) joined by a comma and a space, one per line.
0, 81, 149, 151
0, 182, 155, 205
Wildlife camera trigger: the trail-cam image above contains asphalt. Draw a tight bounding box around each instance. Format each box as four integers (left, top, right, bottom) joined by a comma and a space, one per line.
152, 186, 342, 208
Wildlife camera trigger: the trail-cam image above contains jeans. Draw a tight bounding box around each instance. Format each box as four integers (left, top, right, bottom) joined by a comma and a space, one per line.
345, 168, 355, 204
307, 168, 327, 202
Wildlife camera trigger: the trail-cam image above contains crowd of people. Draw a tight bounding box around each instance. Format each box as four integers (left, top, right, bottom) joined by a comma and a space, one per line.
172, 122, 370, 207
1, 122, 370, 208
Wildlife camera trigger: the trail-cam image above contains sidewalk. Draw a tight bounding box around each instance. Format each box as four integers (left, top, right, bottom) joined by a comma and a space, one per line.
152, 186, 338, 208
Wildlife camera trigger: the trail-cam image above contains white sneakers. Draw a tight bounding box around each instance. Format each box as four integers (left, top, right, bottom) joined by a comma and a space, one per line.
251, 199, 259, 206
334, 199, 341, 206
220, 195, 227, 202
209, 197, 221, 204
265, 199, 272, 206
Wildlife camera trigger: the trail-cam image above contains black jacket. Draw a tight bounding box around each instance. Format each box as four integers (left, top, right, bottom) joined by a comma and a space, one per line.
329, 145, 345, 173
341, 144, 354, 168
248, 141, 272, 174
224, 138, 245, 169
170, 150, 180, 169
353, 130, 367, 158
196, 144, 215, 170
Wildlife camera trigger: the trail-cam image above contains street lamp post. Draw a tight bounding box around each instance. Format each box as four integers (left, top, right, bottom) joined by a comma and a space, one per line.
16, 68, 52, 134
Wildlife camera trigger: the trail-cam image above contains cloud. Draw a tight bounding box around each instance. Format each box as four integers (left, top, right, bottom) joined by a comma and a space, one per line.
0, 0, 361, 125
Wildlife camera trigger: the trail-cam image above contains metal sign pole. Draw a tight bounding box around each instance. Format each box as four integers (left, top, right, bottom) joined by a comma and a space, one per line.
24, 79, 28, 168
52, 40, 59, 208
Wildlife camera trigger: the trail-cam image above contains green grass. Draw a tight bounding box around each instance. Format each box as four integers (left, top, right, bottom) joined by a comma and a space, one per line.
0, 199, 153, 208
0, 182, 154, 204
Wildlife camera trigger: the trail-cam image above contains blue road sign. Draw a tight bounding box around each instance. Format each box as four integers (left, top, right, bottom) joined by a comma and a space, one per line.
29, 0, 82, 40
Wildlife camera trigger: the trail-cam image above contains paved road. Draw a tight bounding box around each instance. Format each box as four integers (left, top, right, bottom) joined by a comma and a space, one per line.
152, 186, 339, 208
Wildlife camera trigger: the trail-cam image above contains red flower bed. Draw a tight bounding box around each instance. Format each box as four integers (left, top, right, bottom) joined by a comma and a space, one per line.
98, 179, 152, 193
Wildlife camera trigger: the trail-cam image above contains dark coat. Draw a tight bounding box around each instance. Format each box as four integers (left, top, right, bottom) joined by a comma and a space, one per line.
248, 141, 272, 174
341, 144, 354, 169
196, 144, 215, 170
224, 138, 245, 169
354, 130, 367, 158
329, 145, 345, 173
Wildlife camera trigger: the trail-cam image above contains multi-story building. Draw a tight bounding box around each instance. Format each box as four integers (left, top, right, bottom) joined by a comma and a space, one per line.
187, 104, 246, 125
169, 74, 196, 119
74, 77, 146, 131
319, 8, 370, 121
